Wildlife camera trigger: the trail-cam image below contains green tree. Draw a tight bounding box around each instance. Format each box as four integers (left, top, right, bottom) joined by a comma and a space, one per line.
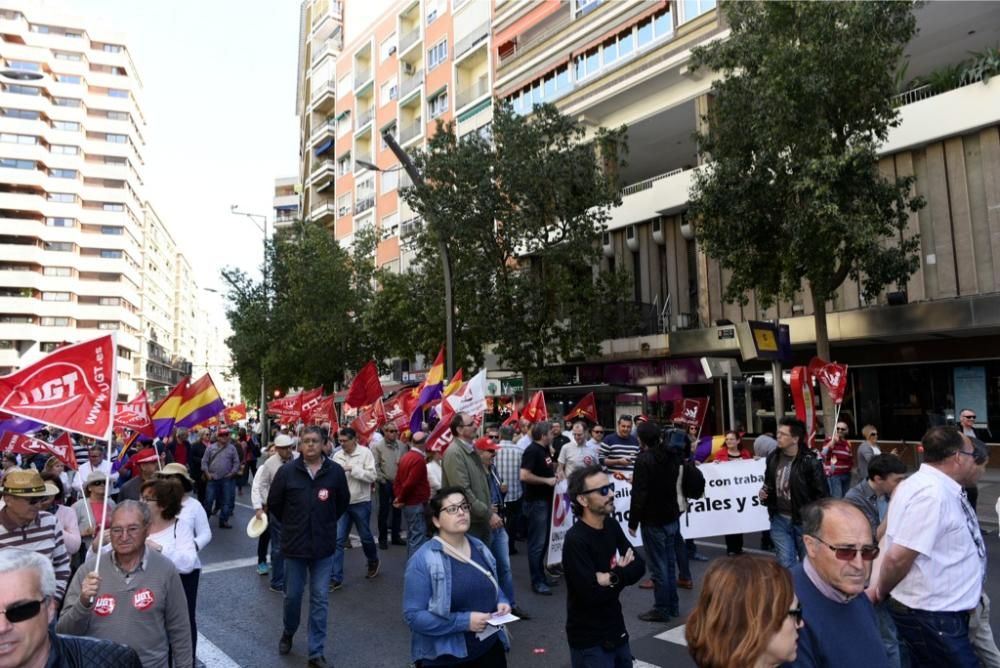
223, 220, 386, 399
390, 102, 634, 383
688, 0, 925, 428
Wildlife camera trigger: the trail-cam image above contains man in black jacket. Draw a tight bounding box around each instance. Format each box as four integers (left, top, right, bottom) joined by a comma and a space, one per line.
267, 426, 349, 668
564, 465, 645, 666
0, 548, 141, 667
628, 421, 682, 624
759, 417, 829, 569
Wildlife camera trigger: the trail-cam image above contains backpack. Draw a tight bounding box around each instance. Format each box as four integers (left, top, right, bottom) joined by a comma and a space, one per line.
680, 461, 706, 499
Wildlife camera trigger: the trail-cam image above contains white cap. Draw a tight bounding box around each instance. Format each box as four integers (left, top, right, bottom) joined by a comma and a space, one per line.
273, 434, 294, 448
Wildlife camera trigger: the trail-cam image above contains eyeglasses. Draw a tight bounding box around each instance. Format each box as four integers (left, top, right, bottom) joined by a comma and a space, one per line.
0, 598, 45, 623
109, 525, 144, 538
440, 502, 471, 516
809, 535, 879, 561
867, 432, 878, 438
21, 497, 46, 506
787, 606, 804, 626
591, 429, 604, 434
961, 414, 976, 420
581, 484, 613, 497
836, 428, 849, 433
957, 449, 976, 459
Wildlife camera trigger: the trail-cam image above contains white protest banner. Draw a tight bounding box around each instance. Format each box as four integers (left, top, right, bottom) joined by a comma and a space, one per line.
680, 458, 770, 539
546, 472, 642, 566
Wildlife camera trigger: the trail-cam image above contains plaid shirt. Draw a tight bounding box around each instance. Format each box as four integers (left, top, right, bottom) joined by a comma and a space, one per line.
495, 439, 527, 502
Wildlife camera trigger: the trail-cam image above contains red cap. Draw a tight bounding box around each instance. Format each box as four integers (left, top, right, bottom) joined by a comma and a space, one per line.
218, 427, 231, 436
133, 448, 159, 464
474, 436, 499, 452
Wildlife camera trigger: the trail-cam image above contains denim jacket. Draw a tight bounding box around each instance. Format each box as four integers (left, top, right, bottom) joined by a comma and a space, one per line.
402, 535, 510, 662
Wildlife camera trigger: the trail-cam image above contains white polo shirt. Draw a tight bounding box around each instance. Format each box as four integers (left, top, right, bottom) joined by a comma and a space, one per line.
885, 463, 985, 611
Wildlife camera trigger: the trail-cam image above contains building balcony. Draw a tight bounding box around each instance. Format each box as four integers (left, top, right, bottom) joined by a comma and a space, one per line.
310, 201, 336, 225
456, 75, 491, 111
399, 27, 421, 56
309, 159, 335, 191
309, 119, 336, 147
400, 69, 424, 99
355, 106, 375, 130
354, 196, 375, 215
400, 217, 422, 238
497, 2, 572, 69
310, 81, 336, 112
399, 119, 423, 146
606, 168, 695, 232
455, 20, 490, 60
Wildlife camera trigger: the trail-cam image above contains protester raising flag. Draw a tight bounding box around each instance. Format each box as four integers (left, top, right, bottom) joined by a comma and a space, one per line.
351, 398, 386, 445
345, 360, 383, 410
564, 392, 597, 423
175, 373, 226, 429
0, 334, 116, 441
407, 348, 446, 432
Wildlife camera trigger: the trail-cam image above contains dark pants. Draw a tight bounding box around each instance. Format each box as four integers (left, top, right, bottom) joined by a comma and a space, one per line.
204, 477, 235, 523
570, 642, 633, 668
674, 531, 691, 581
417, 637, 506, 667
505, 497, 524, 543
523, 498, 551, 590
888, 599, 979, 667
269, 515, 285, 590
724, 533, 744, 555
179, 569, 200, 662
257, 525, 271, 565
643, 521, 680, 618
377, 481, 402, 543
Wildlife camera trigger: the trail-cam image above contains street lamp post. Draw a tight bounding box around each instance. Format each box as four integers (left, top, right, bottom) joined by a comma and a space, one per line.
357, 135, 456, 378
230, 207, 270, 449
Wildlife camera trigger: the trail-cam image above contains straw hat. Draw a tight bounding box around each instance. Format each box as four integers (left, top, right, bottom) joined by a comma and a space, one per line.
156, 463, 194, 484
84, 470, 110, 489
2, 469, 52, 497
246, 513, 268, 538
273, 434, 294, 448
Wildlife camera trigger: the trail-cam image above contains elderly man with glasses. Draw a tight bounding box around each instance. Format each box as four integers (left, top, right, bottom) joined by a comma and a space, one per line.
870, 427, 987, 668
58, 500, 192, 668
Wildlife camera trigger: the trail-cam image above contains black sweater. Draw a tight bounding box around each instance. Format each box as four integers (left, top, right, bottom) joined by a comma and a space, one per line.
563, 517, 646, 649
628, 446, 681, 530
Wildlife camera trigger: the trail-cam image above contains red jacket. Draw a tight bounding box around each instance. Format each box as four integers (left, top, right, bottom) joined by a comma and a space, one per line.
714, 447, 751, 462
394, 448, 430, 506
821, 436, 852, 476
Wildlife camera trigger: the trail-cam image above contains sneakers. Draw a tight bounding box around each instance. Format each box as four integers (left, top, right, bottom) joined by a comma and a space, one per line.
256, 563, 270, 576
329, 580, 343, 592
278, 633, 293, 655
366, 560, 381, 579
638, 609, 670, 623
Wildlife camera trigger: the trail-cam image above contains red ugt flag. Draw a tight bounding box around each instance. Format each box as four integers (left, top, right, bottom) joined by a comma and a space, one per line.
345, 361, 383, 410
564, 392, 598, 423
350, 398, 386, 445
522, 390, 548, 423
0, 432, 78, 470
115, 390, 154, 437
0, 334, 115, 441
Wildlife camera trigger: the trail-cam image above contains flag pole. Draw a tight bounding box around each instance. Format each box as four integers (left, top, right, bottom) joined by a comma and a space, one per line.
92, 332, 119, 579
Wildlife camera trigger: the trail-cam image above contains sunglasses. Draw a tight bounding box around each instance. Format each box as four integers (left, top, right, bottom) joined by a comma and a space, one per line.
962, 414, 976, 420
582, 484, 613, 497
591, 429, 604, 434
787, 606, 804, 625
0, 598, 45, 623
810, 535, 879, 561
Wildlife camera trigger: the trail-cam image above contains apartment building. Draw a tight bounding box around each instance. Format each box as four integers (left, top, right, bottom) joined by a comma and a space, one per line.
493, 0, 1000, 439
298, 0, 492, 272
273, 176, 299, 231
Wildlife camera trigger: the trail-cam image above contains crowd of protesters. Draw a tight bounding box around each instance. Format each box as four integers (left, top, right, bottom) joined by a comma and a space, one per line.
1, 406, 997, 668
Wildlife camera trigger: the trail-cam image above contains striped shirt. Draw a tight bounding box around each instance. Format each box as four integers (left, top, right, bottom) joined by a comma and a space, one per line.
0, 508, 71, 599
496, 440, 527, 502
599, 434, 640, 472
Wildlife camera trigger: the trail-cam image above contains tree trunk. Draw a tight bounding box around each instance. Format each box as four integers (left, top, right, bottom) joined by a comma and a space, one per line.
811, 288, 836, 438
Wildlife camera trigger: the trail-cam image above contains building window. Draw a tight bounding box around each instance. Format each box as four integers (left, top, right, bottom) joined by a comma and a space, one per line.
41, 317, 70, 327
42, 292, 71, 302
39, 342, 60, 352
100, 226, 124, 235
380, 124, 396, 150
53, 97, 81, 107
102, 203, 125, 212
509, 65, 573, 115
105, 111, 129, 120
381, 169, 398, 193
575, 0, 601, 16
53, 51, 82, 61
6, 84, 40, 96
50, 144, 79, 155
428, 39, 448, 70
55, 74, 82, 84
680, 0, 715, 23
380, 34, 397, 62
337, 154, 352, 176
337, 193, 352, 218
97, 321, 119, 330
47, 193, 75, 203
43, 267, 72, 277
46, 217, 74, 227
0, 158, 35, 170
103, 44, 123, 53
100, 249, 123, 259
380, 78, 398, 105
49, 168, 77, 179
428, 90, 448, 118
7, 61, 40, 72
99, 297, 120, 305
106, 133, 128, 144
2, 108, 39, 120
52, 120, 81, 132
108, 89, 129, 99
0, 133, 36, 146
43, 242, 73, 252
381, 211, 399, 236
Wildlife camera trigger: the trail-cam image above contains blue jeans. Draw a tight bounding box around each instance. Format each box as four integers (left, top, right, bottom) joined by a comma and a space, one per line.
377, 481, 402, 543
888, 600, 979, 668
770, 514, 805, 569
283, 555, 335, 661
269, 514, 285, 590
642, 521, 680, 617
331, 501, 378, 584
875, 600, 902, 668
403, 504, 428, 559
674, 531, 691, 580
570, 642, 633, 668
522, 498, 550, 589
489, 526, 516, 607
204, 477, 235, 522
827, 473, 851, 498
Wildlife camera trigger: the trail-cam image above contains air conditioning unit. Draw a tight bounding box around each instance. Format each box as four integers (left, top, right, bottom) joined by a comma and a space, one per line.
402, 62, 415, 75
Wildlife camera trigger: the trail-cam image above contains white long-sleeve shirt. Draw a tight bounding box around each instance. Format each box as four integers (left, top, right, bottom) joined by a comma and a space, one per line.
178, 496, 211, 569
251, 452, 296, 510
332, 446, 377, 504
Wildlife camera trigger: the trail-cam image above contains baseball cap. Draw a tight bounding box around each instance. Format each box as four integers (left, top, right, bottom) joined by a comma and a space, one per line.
474, 436, 499, 452
273, 434, 294, 448
133, 448, 159, 464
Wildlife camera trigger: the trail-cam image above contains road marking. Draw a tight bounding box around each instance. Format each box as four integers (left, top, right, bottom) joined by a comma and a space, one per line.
634, 661, 662, 668
655, 624, 688, 646
235, 502, 254, 510
693, 539, 770, 556
197, 632, 241, 668
201, 557, 259, 574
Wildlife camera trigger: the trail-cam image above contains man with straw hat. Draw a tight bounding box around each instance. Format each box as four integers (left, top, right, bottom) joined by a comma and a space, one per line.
251, 432, 296, 587
0, 468, 71, 600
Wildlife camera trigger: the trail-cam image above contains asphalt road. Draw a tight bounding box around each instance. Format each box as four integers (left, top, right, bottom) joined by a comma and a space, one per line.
193, 490, 1000, 668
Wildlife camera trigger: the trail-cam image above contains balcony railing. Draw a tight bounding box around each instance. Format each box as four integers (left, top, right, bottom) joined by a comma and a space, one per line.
499, 4, 572, 68
455, 21, 489, 59
400, 217, 422, 238
620, 168, 684, 197
399, 27, 420, 54
354, 196, 375, 215
309, 119, 335, 145
399, 120, 422, 144
310, 81, 335, 105
400, 69, 424, 98
890, 70, 986, 108
354, 67, 372, 89
456, 76, 490, 110
311, 158, 335, 175
356, 106, 375, 129
311, 41, 331, 65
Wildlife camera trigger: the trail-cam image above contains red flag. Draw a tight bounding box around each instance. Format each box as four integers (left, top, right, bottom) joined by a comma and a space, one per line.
299, 387, 324, 419
115, 391, 154, 437
0, 334, 115, 440
52, 431, 79, 470
383, 392, 410, 430
809, 357, 849, 406
564, 392, 597, 423
424, 418, 455, 453
224, 403, 247, 424
0, 432, 77, 470
345, 361, 383, 410
501, 404, 520, 427
350, 398, 386, 445
790, 366, 818, 449
268, 391, 302, 418
671, 397, 710, 430
522, 390, 548, 423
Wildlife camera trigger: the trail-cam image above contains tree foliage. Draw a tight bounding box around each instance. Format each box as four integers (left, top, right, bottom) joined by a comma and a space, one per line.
689, 0, 925, 357
384, 102, 634, 380
223, 221, 385, 399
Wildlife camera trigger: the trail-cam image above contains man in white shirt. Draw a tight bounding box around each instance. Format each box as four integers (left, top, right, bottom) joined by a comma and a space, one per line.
871, 426, 985, 667
329, 427, 379, 589
557, 422, 600, 479
251, 434, 296, 588
71, 446, 118, 497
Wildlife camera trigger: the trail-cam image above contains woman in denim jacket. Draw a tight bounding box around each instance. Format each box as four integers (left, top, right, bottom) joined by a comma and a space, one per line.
403, 486, 511, 667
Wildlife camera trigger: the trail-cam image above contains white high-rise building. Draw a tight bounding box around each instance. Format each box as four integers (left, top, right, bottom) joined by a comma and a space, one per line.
0, 2, 147, 397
